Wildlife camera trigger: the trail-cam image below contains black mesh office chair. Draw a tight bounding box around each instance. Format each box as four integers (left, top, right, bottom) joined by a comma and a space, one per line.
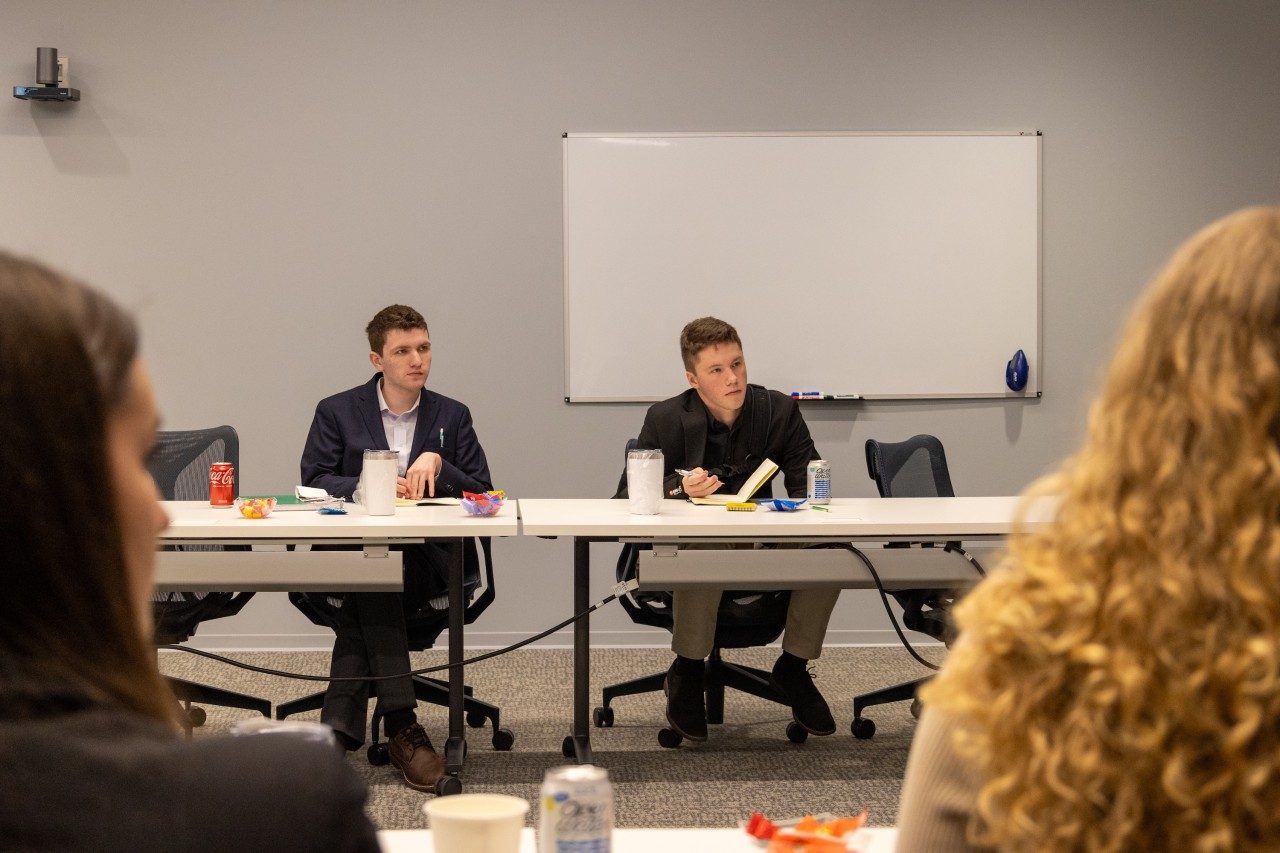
275, 538, 514, 763
852, 434, 980, 739
149, 426, 271, 729
594, 439, 807, 748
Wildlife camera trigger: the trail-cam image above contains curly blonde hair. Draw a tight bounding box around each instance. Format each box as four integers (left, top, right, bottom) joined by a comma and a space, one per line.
923, 207, 1280, 851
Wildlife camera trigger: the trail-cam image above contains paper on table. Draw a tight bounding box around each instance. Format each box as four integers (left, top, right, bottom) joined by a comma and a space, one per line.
272, 486, 345, 511
689, 459, 780, 505
295, 485, 331, 501
395, 497, 462, 506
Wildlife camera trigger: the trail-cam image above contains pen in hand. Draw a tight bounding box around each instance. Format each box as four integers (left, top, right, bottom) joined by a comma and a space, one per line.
675, 468, 694, 477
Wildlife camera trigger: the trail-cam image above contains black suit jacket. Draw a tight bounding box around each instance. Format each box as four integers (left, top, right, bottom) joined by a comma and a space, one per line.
615, 384, 819, 501
300, 374, 493, 599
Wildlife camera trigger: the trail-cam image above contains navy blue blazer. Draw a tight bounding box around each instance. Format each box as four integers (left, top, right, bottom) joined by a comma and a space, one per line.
301, 373, 493, 501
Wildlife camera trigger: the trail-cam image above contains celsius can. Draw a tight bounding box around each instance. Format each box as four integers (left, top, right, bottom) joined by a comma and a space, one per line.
209, 462, 235, 507
806, 459, 831, 505
539, 764, 613, 853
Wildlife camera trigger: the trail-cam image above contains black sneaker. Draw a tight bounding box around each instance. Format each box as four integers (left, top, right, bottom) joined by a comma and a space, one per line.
663, 660, 708, 741
770, 659, 836, 736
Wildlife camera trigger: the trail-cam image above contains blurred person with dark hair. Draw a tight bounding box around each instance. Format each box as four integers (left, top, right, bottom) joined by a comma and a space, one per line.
0, 252, 377, 852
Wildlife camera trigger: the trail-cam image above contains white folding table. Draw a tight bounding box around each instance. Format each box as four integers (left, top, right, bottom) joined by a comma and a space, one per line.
518, 497, 1050, 763
378, 826, 899, 852
155, 500, 518, 793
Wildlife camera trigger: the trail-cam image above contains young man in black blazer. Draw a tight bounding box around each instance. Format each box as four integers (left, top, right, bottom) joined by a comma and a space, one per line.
300, 304, 493, 791
615, 316, 840, 742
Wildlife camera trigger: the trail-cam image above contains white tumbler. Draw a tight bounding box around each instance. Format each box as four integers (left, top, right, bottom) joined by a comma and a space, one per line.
360, 449, 399, 516
626, 448, 664, 515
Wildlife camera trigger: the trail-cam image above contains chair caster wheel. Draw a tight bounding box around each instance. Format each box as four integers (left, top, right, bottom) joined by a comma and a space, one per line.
657, 727, 684, 749
492, 727, 515, 751
187, 706, 207, 727
561, 736, 576, 759
852, 718, 876, 740
434, 775, 463, 797
593, 707, 614, 728
367, 743, 391, 766
466, 711, 488, 728
786, 722, 809, 744
910, 698, 923, 719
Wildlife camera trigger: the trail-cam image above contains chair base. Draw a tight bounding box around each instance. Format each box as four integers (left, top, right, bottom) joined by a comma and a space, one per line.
851, 675, 930, 739
599, 647, 786, 727
166, 675, 271, 734
276, 676, 512, 751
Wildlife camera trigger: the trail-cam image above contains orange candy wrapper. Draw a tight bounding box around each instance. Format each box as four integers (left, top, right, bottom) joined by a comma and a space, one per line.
744, 811, 869, 851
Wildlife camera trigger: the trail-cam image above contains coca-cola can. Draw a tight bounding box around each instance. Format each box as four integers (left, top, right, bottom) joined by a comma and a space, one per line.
209, 462, 235, 507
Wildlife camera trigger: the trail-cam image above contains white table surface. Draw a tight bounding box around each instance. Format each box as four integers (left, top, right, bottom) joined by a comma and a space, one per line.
518, 496, 1049, 538
158, 500, 519, 540
378, 826, 897, 852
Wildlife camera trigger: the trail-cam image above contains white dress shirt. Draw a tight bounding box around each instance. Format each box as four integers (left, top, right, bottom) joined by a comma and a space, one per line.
376, 381, 420, 476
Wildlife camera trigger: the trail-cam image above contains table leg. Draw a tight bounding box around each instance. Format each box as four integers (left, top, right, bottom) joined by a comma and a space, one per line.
444, 537, 466, 783
564, 537, 593, 764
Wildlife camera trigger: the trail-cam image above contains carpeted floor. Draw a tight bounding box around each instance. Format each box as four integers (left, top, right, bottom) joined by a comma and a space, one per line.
158, 646, 943, 831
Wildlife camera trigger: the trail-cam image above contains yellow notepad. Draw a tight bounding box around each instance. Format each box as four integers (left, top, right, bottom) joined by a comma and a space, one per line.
689, 459, 779, 505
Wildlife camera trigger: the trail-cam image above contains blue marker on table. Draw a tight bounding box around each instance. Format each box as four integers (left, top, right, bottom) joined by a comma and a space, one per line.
790, 391, 823, 398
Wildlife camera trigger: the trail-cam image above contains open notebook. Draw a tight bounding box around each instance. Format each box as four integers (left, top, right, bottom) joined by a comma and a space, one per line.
689, 459, 780, 505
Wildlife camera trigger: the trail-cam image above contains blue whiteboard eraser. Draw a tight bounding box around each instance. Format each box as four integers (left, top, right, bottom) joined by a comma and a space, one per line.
1006, 349, 1029, 391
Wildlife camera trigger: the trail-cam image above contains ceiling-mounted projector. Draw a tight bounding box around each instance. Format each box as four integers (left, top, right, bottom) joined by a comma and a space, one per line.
13, 47, 80, 102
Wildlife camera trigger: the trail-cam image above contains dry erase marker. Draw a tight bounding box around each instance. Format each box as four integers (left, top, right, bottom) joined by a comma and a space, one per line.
790, 391, 823, 398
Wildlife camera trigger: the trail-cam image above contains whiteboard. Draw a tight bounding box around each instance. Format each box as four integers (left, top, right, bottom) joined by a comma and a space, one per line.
563, 132, 1041, 401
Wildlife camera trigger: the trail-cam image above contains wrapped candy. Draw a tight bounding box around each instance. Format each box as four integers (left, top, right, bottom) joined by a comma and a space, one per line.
461, 490, 505, 517
233, 497, 277, 519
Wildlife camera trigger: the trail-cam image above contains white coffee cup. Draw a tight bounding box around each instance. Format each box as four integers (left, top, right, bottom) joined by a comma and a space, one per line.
424, 793, 529, 853
626, 448, 663, 515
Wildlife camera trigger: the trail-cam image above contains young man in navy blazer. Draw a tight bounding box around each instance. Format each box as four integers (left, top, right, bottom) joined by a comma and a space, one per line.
301, 304, 492, 792
616, 316, 840, 742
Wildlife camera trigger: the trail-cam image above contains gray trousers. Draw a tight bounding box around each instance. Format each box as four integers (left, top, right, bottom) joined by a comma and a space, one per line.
671, 585, 841, 661
320, 591, 417, 746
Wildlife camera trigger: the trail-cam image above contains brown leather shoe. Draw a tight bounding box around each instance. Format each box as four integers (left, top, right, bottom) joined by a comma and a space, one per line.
387, 723, 445, 792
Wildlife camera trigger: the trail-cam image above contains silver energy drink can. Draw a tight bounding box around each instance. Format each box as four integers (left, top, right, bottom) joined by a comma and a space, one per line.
807, 459, 832, 505
539, 764, 614, 853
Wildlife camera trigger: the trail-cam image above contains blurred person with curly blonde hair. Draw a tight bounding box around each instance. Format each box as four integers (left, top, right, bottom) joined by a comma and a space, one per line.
896, 206, 1280, 852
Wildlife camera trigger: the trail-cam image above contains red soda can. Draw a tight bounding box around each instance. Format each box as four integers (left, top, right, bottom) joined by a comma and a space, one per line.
209, 462, 235, 506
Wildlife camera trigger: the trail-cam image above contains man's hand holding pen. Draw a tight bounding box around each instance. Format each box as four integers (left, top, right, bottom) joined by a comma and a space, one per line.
677, 467, 722, 499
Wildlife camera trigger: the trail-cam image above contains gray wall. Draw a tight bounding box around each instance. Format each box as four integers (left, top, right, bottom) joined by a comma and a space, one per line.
3, 1, 1278, 649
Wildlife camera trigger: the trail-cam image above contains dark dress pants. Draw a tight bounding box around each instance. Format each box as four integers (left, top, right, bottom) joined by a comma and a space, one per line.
320, 590, 417, 747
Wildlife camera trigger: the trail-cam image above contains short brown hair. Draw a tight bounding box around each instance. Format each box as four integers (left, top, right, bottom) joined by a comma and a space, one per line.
680, 316, 742, 371
366, 304, 428, 355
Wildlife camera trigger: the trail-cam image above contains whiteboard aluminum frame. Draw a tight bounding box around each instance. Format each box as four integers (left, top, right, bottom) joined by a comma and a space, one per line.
562, 130, 1043, 403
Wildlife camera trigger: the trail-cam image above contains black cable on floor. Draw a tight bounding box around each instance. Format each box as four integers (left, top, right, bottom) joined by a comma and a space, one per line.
159, 579, 638, 683
829, 543, 984, 672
